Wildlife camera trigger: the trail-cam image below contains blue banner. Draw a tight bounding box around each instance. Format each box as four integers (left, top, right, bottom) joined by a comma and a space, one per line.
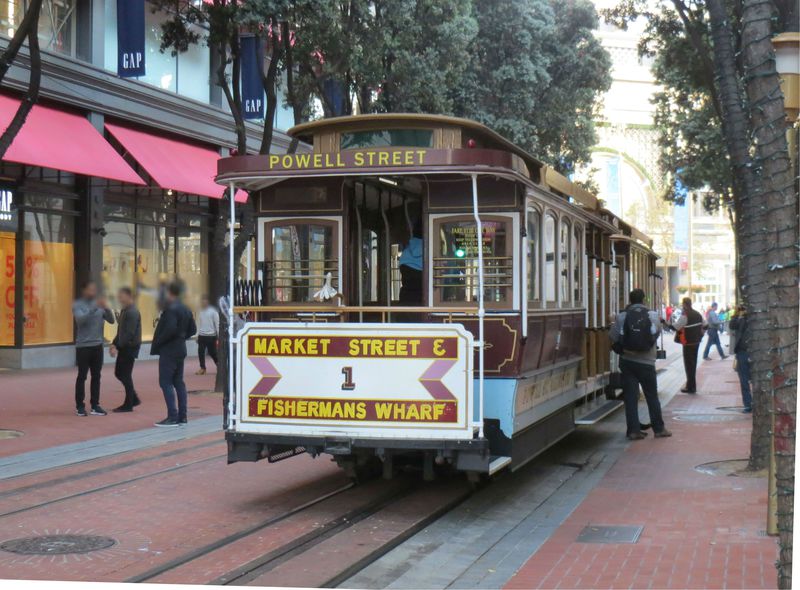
240, 35, 265, 120
117, 0, 145, 78
322, 77, 345, 116
673, 175, 690, 252
604, 156, 621, 215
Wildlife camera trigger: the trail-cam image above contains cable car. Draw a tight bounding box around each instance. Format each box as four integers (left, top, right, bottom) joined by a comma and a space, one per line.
216, 114, 661, 480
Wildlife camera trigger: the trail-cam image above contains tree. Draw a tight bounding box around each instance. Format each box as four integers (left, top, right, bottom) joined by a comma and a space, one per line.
0, 0, 43, 158
606, 1, 797, 585
453, 0, 612, 174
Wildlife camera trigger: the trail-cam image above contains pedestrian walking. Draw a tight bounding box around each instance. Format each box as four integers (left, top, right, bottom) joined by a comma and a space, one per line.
702, 302, 727, 360
610, 288, 672, 440
151, 281, 197, 427
674, 297, 705, 394
729, 306, 752, 413
110, 287, 142, 413
72, 280, 115, 417
196, 295, 219, 375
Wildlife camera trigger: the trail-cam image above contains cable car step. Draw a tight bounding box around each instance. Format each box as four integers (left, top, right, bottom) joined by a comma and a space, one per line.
575, 400, 625, 425
488, 455, 512, 475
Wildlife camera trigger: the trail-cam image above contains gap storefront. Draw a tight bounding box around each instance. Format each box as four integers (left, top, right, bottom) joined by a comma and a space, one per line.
0, 94, 234, 369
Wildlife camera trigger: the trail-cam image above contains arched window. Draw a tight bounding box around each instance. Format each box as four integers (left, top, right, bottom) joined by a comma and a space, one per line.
573, 224, 583, 305
560, 218, 571, 305
544, 213, 557, 304
527, 209, 541, 303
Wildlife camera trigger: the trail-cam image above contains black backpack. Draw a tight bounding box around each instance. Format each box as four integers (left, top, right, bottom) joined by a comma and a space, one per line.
622, 306, 656, 352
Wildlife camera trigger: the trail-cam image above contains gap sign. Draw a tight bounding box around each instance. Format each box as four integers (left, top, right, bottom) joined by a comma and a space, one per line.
117, 0, 145, 78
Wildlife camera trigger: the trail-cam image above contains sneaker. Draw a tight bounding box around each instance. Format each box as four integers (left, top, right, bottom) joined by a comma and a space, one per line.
132, 395, 142, 408
154, 418, 180, 428
112, 405, 133, 413
680, 387, 697, 394
76, 407, 87, 417
654, 429, 673, 438
743, 407, 753, 413
627, 431, 648, 440
90, 406, 108, 416
178, 418, 188, 425
195, 368, 206, 375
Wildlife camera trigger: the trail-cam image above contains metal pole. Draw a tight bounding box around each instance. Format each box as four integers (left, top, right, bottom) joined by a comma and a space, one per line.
380, 190, 392, 321
227, 182, 236, 428
470, 174, 484, 439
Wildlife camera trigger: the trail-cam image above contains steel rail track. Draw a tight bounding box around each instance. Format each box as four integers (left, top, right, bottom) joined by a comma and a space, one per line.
126, 481, 357, 583
0, 452, 226, 519
0, 438, 223, 498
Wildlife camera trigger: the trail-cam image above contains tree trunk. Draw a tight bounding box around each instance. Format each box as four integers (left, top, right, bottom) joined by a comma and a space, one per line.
740, 1, 798, 586
0, 0, 42, 159
706, 0, 771, 471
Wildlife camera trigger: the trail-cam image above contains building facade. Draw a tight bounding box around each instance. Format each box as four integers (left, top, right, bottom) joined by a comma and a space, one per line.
582, 0, 737, 310
0, 0, 293, 369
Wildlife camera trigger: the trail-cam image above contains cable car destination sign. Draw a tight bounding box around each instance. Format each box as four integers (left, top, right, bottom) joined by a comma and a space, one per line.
237, 323, 474, 439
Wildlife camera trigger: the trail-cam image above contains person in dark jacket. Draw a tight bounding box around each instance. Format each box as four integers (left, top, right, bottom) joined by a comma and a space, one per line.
72, 280, 115, 417
150, 281, 197, 427
110, 287, 142, 413
729, 306, 752, 413
609, 288, 672, 440
674, 297, 706, 393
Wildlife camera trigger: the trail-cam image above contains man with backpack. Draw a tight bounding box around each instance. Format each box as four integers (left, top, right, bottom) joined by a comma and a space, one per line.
674, 297, 706, 394
610, 288, 672, 441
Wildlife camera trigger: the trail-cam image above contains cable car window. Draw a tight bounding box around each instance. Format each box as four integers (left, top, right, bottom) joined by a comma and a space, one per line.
560, 218, 571, 305
544, 213, 556, 303
340, 129, 434, 150
573, 224, 582, 305
527, 209, 540, 302
265, 220, 338, 303
433, 217, 511, 305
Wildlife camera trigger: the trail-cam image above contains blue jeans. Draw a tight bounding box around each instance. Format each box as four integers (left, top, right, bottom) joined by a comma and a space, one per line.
735, 351, 752, 409
703, 329, 725, 359
158, 355, 187, 421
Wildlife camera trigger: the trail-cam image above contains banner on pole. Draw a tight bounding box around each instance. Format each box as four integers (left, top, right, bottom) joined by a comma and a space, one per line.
240, 35, 265, 120
117, 0, 146, 78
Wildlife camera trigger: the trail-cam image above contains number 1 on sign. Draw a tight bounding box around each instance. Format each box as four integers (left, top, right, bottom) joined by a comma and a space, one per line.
341, 366, 355, 390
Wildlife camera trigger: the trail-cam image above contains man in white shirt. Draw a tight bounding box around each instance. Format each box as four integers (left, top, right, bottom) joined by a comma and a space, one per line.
196, 295, 219, 375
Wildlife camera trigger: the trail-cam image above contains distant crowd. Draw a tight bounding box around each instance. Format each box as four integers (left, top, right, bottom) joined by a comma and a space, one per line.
610, 293, 752, 442
72, 280, 220, 427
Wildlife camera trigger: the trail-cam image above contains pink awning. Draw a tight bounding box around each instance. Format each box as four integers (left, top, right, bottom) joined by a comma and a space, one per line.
0, 95, 144, 184
105, 123, 247, 202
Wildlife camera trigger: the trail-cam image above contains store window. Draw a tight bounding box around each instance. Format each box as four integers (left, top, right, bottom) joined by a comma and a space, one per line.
433, 216, 511, 306
103, 195, 211, 342
544, 213, 556, 304
103, 1, 211, 103
265, 220, 338, 303
1, 0, 77, 57
573, 224, 583, 305
559, 218, 570, 305
527, 208, 540, 303
21, 194, 76, 345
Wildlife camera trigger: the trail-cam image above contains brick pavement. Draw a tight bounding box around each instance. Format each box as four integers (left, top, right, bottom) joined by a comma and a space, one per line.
0, 357, 221, 457
506, 355, 777, 590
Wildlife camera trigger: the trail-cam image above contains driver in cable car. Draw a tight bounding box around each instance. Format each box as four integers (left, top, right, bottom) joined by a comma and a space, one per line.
398, 220, 423, 304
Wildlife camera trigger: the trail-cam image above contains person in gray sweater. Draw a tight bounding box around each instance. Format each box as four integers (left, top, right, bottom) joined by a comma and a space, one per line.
72, 280, 115, 416
110, 286, 142, 413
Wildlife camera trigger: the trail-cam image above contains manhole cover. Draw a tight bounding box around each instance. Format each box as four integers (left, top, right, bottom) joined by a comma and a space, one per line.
577, 525, 643, 544
674, 413, 746, 422
695, 459, 766, 478
0, 430, 23, 440
0, 534, 116, 555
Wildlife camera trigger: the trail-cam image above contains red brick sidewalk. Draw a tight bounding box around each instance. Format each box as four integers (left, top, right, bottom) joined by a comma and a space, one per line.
0, 357, 221, 457
507, 357, 777, 590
